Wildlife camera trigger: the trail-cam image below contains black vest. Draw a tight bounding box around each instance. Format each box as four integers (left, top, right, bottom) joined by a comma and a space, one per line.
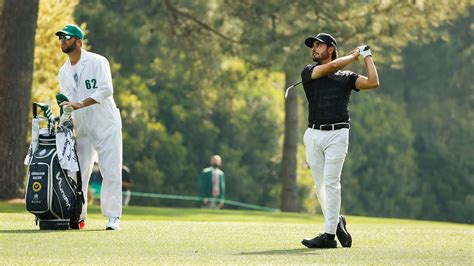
301, 64, 359, 125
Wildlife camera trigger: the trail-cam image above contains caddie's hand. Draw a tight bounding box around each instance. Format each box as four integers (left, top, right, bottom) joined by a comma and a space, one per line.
60, 101, 82, 110
358, 45, 372, 58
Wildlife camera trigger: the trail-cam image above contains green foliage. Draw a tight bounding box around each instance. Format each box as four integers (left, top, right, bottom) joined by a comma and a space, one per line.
113, 71, 187, 205
343, 93, 418, 218
376, 7, 474, 223
74, 0, 286, 208
32, 0, 85, 112
220, 0, 471, 75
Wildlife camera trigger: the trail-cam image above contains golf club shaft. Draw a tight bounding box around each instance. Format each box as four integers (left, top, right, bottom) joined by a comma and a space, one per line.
284, 80, 303, 98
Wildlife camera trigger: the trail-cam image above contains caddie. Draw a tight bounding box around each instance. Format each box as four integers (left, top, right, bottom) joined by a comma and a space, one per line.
55, 24, 123, 230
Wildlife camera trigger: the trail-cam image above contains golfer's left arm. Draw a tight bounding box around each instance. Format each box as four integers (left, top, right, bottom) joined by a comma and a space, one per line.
355, 56, 379, 90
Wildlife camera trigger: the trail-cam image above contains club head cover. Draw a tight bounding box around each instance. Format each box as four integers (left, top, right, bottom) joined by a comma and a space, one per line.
56, 93, 69, 115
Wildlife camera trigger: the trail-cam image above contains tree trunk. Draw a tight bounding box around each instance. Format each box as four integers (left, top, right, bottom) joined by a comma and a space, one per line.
280, 71, 298, 212
0, 0, 39, 199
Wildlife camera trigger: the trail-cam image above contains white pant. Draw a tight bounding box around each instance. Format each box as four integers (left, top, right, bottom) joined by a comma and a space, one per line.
77, 129, 123, 219
303, 127, 349, 234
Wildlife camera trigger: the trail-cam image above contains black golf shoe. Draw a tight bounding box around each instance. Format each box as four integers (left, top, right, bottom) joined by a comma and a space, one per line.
301, 233, 337, 248
336, 215, 352, 247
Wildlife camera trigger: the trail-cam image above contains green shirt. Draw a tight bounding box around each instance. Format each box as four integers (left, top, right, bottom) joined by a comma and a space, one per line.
199, 167, 225, 201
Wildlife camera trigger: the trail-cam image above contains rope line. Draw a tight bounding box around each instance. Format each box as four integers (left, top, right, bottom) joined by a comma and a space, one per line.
93, 191, 280, 212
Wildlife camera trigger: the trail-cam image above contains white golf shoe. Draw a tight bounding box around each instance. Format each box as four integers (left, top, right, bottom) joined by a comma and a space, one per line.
106, 217, 121, 230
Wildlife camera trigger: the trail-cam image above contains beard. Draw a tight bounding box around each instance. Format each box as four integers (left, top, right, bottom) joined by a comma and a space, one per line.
61, 41, 78, 53
312, 49, 330, 63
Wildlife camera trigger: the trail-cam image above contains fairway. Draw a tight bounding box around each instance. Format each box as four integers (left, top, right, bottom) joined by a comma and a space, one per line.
1, 202, 472, 264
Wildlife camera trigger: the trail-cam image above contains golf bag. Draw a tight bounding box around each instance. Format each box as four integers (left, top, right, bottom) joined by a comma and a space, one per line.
25, 102, 84, 230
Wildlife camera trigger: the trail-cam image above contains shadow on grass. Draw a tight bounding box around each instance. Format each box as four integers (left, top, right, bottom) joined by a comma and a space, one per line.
1, 201, 321, 223
0, 229, 106, 234
236, 248, 320, 256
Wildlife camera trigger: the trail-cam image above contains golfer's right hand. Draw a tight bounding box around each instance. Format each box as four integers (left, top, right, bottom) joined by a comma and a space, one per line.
358, 45, 372, 58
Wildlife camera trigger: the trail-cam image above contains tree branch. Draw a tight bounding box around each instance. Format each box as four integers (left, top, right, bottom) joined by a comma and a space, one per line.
164, 0, 241, 44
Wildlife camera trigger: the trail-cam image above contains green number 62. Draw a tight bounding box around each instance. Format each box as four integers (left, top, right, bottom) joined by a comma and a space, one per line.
85, 79, 98, 89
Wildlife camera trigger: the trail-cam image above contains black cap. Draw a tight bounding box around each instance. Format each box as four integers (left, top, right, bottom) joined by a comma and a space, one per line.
305, 33, 337, 48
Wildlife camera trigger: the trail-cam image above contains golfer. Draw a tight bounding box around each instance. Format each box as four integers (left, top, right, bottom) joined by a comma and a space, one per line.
56, 24, 123, 230
300, 33, 379, 248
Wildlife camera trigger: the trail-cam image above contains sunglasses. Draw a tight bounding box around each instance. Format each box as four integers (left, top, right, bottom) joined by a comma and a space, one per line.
58, 35, 75, 40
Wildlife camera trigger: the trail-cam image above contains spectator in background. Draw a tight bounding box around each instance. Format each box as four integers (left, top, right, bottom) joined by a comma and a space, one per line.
122, 165, 132, 206
199, 155, 225, 209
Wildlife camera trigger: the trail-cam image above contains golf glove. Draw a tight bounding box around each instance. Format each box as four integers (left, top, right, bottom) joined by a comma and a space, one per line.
358, 45, 372, 58
58, 105, 73, 129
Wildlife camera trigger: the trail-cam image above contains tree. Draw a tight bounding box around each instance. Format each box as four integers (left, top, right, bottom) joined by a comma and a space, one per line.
0, 0, 39, 199
31, 0, 83, 110
280, 75, 299, 211
381, 7, 474, 222
343, 94, 418, 218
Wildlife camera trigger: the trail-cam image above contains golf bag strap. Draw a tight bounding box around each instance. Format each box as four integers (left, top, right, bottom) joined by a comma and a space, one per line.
74, 149, 84, 204
69, 149, 84, 230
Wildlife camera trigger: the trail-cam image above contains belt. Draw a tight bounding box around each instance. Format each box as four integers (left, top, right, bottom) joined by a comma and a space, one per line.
308, 123, 350, 131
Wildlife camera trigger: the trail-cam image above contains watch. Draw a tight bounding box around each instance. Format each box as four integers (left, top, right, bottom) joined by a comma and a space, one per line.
79, 100, 84, 108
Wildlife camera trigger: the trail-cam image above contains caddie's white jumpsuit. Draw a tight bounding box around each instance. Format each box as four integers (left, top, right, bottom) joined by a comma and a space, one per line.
58, 49, 122, 219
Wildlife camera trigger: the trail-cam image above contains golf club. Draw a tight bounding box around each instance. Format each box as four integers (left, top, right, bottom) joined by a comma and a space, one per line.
284, 80, 303, 98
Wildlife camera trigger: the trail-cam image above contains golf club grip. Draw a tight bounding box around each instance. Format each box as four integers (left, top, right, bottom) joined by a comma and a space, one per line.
33, 102, 37, 118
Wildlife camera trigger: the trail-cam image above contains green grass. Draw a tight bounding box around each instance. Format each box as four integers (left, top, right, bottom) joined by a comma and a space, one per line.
1, 202, 472, 264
